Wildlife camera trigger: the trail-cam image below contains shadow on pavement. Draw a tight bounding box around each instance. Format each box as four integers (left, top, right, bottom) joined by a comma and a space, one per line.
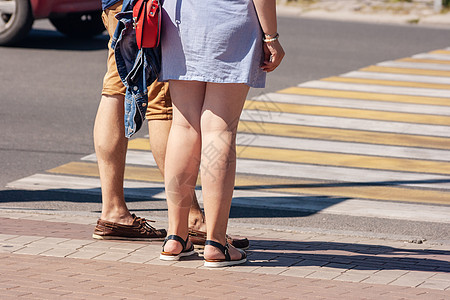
0, 188, 165, 204
229, 197, 350, 218
0, 188, 349, 218
5, 29, 108, 51
247, 239, 450, 272
235, 178, 450, 190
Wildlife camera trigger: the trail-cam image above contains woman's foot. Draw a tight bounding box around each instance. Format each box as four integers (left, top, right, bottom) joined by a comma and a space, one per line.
188, 229, 250, 249
203, 240, 247, 268
160, 235, 196, 261
188, 204, 250, 250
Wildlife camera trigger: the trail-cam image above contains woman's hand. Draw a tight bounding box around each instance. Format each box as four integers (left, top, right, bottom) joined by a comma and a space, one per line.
261, 39, 285, 73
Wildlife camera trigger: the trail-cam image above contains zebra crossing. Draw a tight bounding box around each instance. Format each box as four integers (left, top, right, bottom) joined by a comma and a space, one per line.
7, 47, 450, 223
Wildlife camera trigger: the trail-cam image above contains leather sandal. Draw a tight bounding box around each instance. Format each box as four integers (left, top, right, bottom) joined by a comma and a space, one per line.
203, 240, 247, 268
159, 235, 196, 261
189, 229, 250, 250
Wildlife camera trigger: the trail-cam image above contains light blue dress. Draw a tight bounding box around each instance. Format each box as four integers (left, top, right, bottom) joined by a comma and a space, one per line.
159, 0, 266, 88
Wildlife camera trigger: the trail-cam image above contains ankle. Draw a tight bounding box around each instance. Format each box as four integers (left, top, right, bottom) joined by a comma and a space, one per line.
163, 240, 183, 253
188, 213, 206, 231
188, 220, 207, 232
100, 209, 133, 225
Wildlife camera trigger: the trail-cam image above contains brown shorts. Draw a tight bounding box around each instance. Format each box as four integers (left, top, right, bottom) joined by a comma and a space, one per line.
101, 2, 172, 120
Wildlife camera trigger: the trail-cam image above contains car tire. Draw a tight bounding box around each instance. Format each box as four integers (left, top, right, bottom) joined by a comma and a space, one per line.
49, 10, 105, 39
0, 0, 34, 46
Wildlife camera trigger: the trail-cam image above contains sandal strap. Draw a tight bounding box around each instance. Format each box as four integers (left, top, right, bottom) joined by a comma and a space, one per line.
162, 234, 188, 250
205, 240, 231, 261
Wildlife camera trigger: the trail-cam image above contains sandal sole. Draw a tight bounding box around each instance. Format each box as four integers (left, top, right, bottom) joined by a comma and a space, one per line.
159, 250, 196, 261
203, 257, 247, 268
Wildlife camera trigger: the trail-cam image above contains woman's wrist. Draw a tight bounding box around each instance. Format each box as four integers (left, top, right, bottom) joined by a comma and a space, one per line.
264, 32, 278, 38
263, 32, 279, 43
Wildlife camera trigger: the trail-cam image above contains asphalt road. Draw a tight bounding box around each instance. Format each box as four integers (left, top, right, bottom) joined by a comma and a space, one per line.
1, 17, 450, 242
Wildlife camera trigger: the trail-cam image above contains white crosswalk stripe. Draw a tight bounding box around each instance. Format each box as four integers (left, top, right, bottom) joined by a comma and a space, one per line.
253, 93, 450, 115
341, 71, 450, 85
299, 80, 450, 98
412, 53, 450, 61
378, 61, 450, 71
241, 110, 450, 137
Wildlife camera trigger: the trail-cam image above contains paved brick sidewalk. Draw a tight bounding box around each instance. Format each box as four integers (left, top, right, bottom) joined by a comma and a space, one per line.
1, 212, 449, 299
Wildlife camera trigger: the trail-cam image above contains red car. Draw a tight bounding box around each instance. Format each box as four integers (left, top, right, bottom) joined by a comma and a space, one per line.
0, 0, 104, 45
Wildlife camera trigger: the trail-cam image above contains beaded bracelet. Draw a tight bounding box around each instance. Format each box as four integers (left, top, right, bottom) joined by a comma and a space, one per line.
263, 33, 279, 43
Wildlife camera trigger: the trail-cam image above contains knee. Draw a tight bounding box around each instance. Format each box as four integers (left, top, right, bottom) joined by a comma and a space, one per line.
201, 111, 238, 136
94, 130, 127, 161
172, 119, 201, 138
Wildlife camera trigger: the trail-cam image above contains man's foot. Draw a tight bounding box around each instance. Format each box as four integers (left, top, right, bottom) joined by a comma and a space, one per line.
188, 229, 250, 250
93, 214, 167, 241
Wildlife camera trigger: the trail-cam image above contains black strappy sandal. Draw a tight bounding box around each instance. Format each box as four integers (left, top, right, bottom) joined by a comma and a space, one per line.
203, 240, 247, 268
159, 235, 196, 261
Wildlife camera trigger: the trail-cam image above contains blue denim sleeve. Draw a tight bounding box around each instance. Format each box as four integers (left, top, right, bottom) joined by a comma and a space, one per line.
112, 6, 161, 138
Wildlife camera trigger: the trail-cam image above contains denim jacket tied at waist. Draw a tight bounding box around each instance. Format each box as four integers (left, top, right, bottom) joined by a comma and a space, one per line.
111, 0, 161, 138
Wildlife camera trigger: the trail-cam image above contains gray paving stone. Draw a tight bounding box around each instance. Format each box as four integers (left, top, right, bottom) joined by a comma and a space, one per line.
360, 275, 398, 285
247, 252, 279, 261
279, 267, 316, 278
57, 239, 96, 248
225, 264, 260, 273
13, 246, 52, 255
373, 269, 410, 277
78, 241, 127, 250
0, 244, 24, 253
93, 252, 130, 262
108, 243, 148, 251
128, 244, 162, 254
5, 236, 44, 245
118, 255, 154, 264
0, 212, 34, 219
21, 214, 57, 221
306, 270, 343, 280
431, 273, 450, 281
343, 268, 379, 275
144, 257, 177, 266
417, 279, 450, 290
0, 234, 19, 241
252, 266, 289, 275
66, 250, 105, 259
333, 272, 370, 283
171, 259, 204, 269
40, 248, 77, 258
321, 262, 357, 272
28, 237, 71, 246
389, 271, 436, 287
292, 259, 328, 267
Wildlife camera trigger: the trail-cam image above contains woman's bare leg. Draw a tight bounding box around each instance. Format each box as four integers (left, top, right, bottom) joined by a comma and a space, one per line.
163, 81, 206, 254
148, 119, 206, 232
200, 83, 249, 260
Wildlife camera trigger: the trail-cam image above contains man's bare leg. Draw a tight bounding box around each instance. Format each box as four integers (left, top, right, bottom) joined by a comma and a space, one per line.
148, 119, 206, 232
93, 94, 134, 225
